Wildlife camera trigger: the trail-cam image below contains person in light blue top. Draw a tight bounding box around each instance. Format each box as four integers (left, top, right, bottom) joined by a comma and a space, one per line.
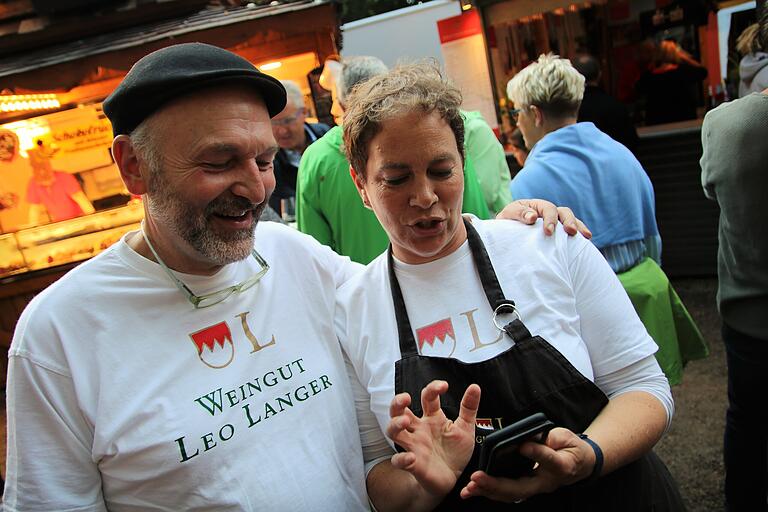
507, 53, 661, 274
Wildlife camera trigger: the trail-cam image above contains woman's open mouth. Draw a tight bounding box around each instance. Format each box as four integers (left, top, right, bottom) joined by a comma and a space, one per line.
411, 218, 445, 235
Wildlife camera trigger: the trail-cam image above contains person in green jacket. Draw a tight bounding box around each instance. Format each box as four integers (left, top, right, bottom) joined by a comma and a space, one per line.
296, 56, 489, 264
462, 110, 512, 214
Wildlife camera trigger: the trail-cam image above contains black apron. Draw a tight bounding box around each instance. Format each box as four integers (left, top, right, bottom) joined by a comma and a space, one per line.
388, 219, 685, 511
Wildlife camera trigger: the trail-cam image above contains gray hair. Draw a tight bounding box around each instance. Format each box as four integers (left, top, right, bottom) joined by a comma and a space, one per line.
280, 80, 305, 110
506, 53, 584, 118
129, 117, 163, 179
339, 56, 388, 103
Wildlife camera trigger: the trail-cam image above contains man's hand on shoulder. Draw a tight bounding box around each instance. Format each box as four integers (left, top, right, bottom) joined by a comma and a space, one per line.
496, 199, 592, 238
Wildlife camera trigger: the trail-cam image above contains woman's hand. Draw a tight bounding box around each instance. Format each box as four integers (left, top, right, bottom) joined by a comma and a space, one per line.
387, 380, 481, 497
459, 427, 595, 502
495, 199, 592, 239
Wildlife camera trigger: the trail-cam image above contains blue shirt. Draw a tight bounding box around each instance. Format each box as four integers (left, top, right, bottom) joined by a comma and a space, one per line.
511, 122, 660, 272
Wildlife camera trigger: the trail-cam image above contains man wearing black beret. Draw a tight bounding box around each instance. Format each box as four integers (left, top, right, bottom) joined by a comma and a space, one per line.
3, 42, 584, 510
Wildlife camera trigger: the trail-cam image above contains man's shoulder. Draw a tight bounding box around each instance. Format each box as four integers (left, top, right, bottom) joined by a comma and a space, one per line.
255, 220, 308, 247
705, 93, 768, 127
256, 221, 355, 271
300, 126, 345, 171
337, 251, 386, 296
461, 110, 486, 129
10, 245, 129, 360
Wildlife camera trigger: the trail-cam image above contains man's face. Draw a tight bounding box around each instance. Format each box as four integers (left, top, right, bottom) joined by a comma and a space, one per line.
142, 84, 278, 270
354, 110, 466, 265
271, 101, 307, 153
515, 104, 543, 149
330, 86, 344, 126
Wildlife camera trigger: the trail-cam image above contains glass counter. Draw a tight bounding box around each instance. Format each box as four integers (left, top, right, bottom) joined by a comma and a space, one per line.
0, 202, 144, 277
0, 233, 26, 276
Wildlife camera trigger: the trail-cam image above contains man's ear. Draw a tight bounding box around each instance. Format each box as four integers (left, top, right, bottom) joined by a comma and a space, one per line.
532, 105, 545, 127
112, 135, 147, 195
349, 166, 372, 210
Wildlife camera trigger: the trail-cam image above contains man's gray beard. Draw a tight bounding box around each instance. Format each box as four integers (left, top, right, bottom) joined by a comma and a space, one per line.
146, 173, 262, 265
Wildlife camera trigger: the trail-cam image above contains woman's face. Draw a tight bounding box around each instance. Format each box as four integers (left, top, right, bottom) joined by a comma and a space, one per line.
354, 110, 467, 264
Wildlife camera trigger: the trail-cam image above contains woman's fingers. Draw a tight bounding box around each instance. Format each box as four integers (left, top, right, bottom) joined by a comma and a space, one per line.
389, 391, 412, 419
556, 206, 592, 238
456, 384, 481, 428
386, 410, 415, 441
390, 451, 417, 472
460, 471, 534, 502
420, 380, 449, 417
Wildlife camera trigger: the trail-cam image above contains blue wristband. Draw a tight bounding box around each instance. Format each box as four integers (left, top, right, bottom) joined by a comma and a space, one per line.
578, 434, 603, 485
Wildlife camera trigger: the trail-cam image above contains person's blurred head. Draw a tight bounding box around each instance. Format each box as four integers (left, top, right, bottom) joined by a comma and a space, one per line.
759, 6, 768, 51
271, 80, 308, 153
509, 128, 529, 168
572, 54, 601, 86
0, 129, 19, 162
29, 155, 54, 185
506, 53, 584, 149
105, 43, 284, 272
343, 62, 467, 265
321, 55, 388, 124
338, 56, 389, 108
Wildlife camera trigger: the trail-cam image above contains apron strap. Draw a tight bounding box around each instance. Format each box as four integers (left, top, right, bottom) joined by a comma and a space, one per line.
464, 218, 516, 312
387, 248, 419, 357
503, 318, 533, 342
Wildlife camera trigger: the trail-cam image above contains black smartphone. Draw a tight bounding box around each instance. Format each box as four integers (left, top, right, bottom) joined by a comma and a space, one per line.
477, 412, 554, 478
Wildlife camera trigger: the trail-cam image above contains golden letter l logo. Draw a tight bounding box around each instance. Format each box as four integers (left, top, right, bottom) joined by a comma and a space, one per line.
462, 308, 503, 352
236, 311, 276, 354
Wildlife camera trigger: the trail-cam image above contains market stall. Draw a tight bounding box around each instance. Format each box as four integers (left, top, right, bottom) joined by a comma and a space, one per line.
0, 0, 340, 347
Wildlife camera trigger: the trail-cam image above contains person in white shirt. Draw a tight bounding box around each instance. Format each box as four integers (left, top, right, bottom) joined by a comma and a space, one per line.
336, 62, 685, 510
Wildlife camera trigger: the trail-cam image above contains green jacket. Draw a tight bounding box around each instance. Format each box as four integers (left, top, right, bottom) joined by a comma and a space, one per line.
463, 110, 512, 215
296, 125, 490, 264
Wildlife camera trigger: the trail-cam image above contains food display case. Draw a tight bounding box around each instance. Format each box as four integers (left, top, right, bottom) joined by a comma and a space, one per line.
0, 201, 143, 278
0, 233, 26, 276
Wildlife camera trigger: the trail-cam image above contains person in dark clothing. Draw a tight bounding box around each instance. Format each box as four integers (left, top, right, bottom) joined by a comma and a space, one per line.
269, 79, 330, 218
573, 54, 639, 153
636, 40, 708, 125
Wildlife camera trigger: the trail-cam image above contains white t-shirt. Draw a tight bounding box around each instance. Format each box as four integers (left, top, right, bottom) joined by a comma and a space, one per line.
5, 222, 375, 512
336, 220, 664, 445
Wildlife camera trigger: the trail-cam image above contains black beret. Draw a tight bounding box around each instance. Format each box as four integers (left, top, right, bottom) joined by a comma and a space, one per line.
103, 42, 287, 136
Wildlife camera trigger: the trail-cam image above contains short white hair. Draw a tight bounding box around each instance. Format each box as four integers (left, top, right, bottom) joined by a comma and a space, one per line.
506, 53, 584, 117
280, 79, 305, 110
